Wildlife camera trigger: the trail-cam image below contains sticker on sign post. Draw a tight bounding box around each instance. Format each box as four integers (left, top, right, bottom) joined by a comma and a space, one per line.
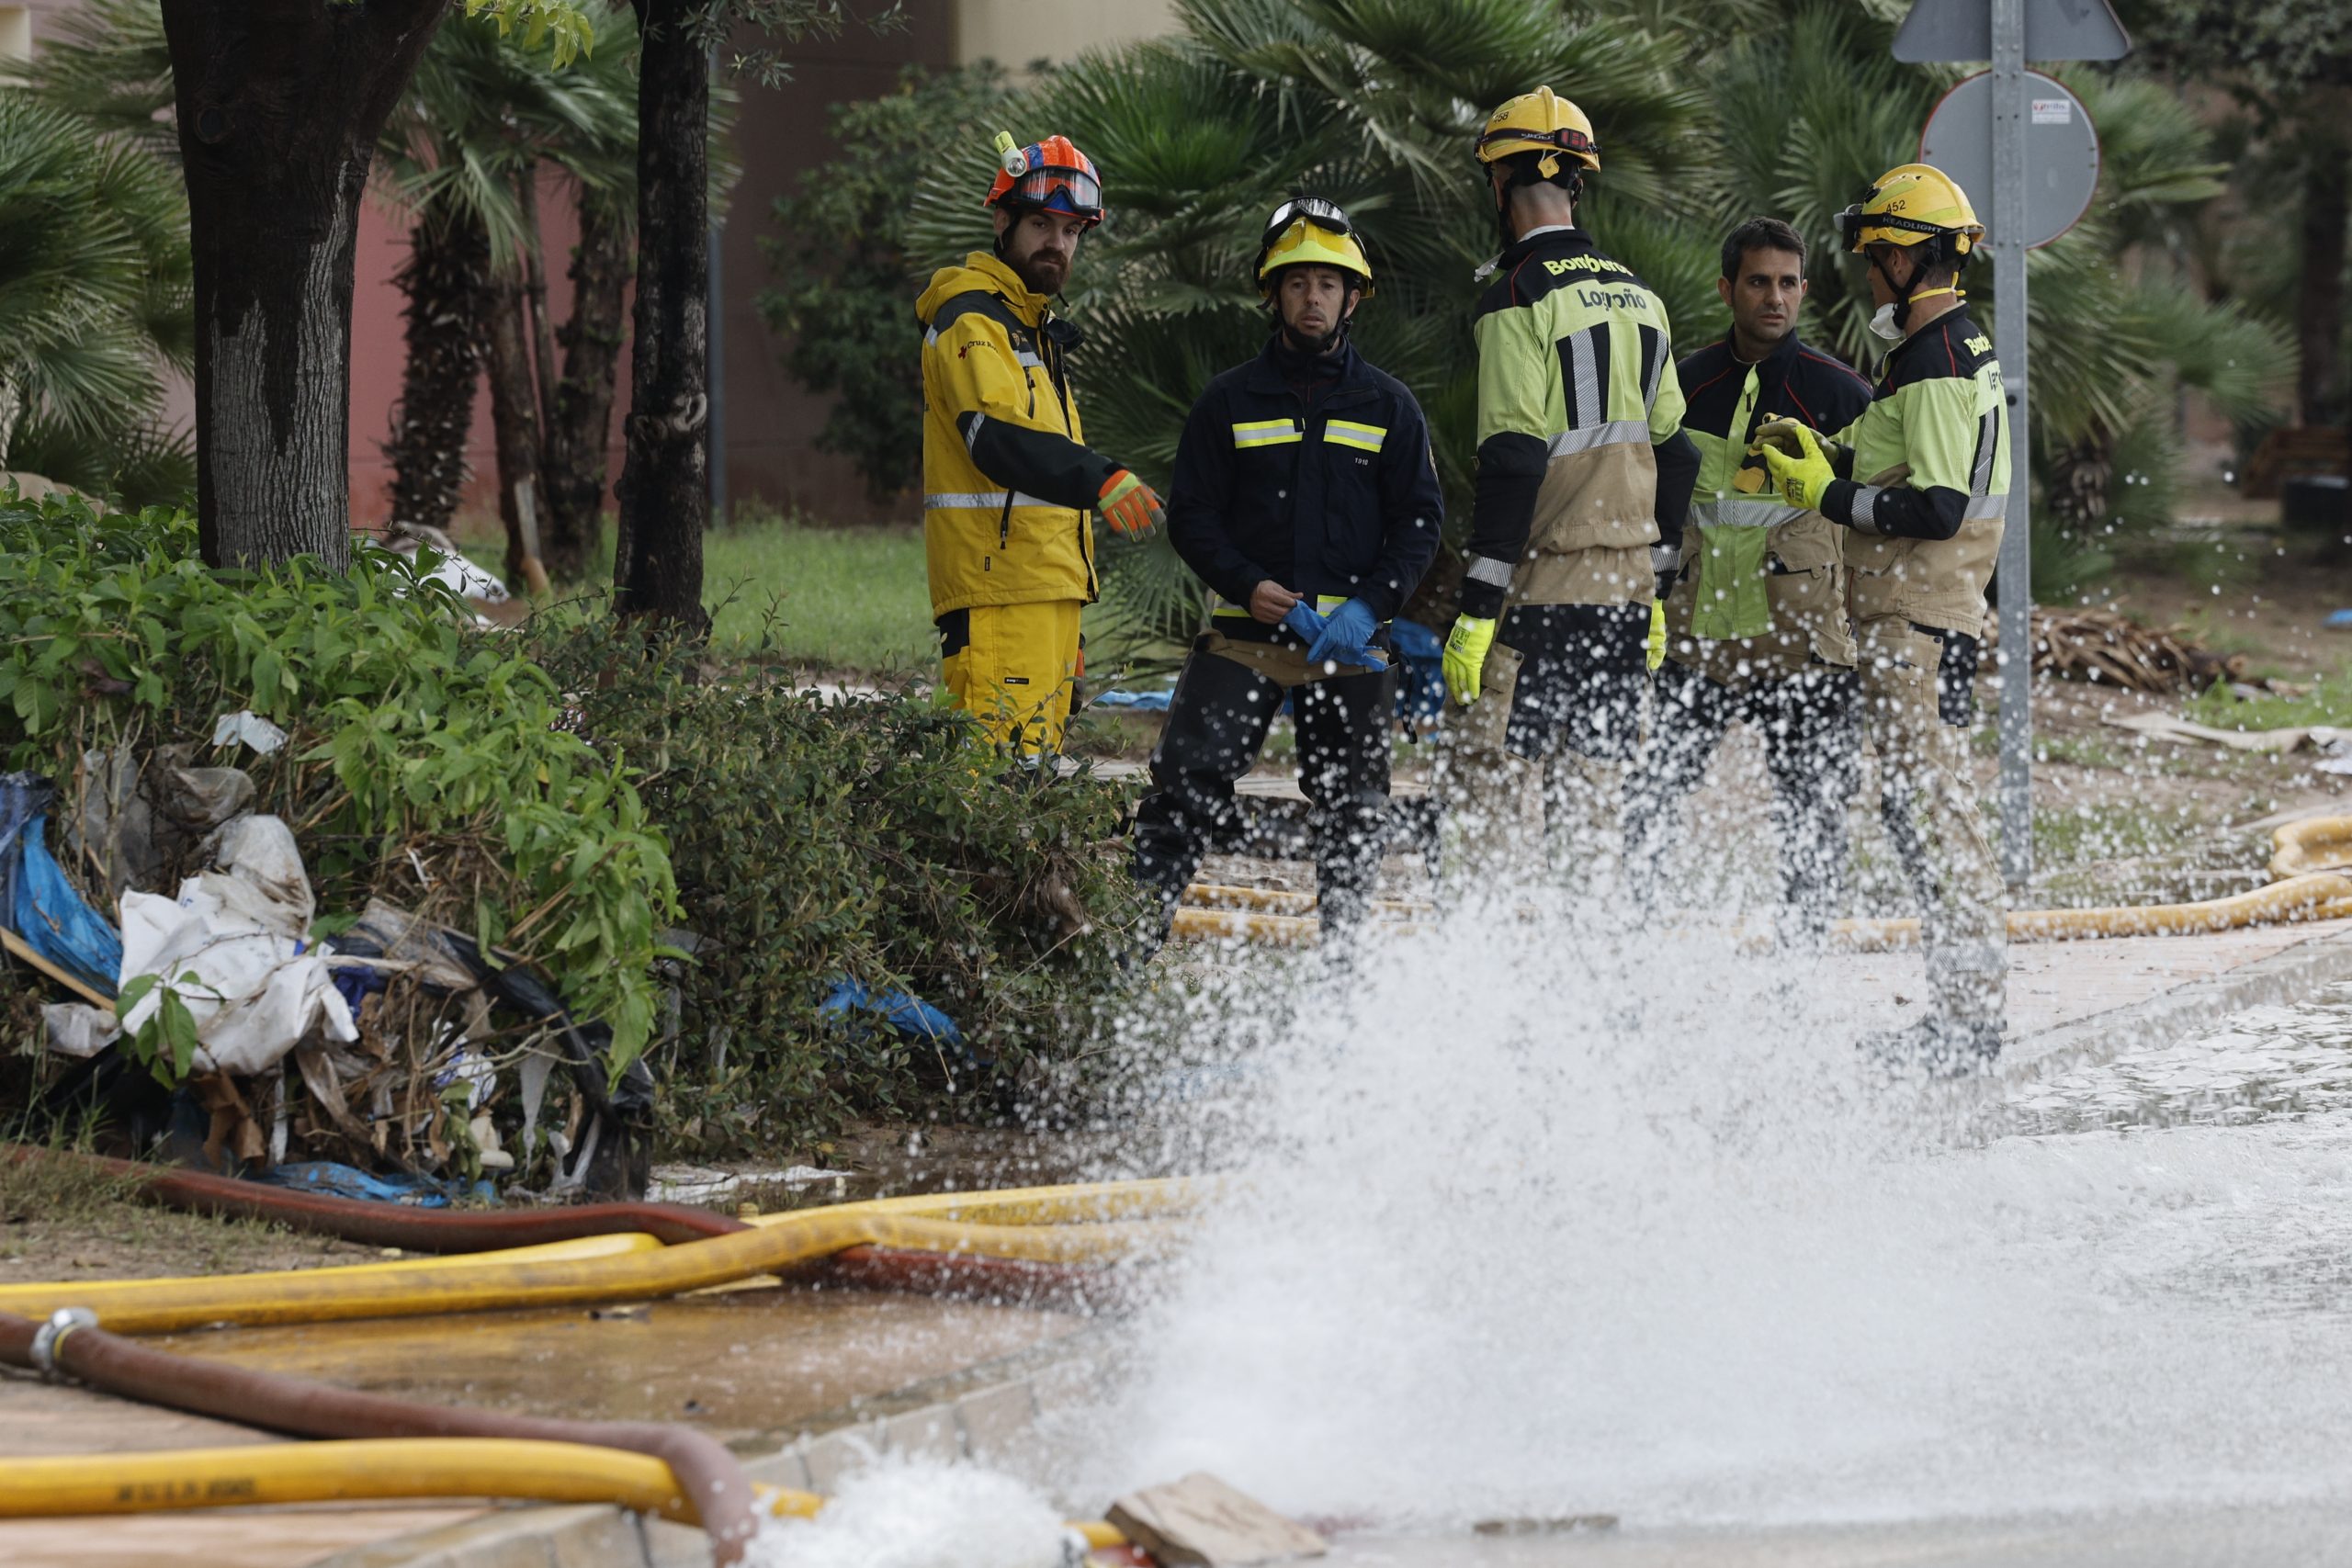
2031, 97, 2071, 124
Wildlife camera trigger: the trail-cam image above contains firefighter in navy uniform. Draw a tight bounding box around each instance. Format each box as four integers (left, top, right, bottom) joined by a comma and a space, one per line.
1631, 217, 1876, 931
1131, 197, 1443, 945
1440, 87, 1701, 874
1752, 164, 2012, 1072
917, 131, 1164, 760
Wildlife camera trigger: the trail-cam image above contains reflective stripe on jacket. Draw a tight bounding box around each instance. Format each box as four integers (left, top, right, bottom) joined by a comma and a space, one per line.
1669, 328, 1873, 669
1462, 226, 1693, 617
917, 253, 1116, 616
1823, 308, 2011, 637
1165, 337, 1443, 645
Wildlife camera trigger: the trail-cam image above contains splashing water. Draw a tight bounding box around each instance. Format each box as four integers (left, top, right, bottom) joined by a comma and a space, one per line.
744, 1457, 1069, 1568
1052, 899, 2352, 1535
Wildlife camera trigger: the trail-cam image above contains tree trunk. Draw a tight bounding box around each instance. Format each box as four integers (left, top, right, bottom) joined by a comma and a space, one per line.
383, 209, 490, 535
163, 0, 453, 570
613, 0, 709, 634
2296, 124, 2349, 428
517, 167, 562, 439
542, 192, 632, 581
483, 265, 546, 593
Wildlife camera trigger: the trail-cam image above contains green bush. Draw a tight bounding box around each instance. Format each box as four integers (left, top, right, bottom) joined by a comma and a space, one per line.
525, 612, 1150, 1155
0, 493, 677, 1076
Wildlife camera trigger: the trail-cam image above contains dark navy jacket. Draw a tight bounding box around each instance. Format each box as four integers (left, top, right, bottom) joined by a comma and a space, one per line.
1676, 326, 1874, 456
1166, 336, 1443, 641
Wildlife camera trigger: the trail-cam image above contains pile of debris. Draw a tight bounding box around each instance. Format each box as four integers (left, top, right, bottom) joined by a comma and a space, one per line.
2027, 606, 2245, 694
2, 739, 651, 1203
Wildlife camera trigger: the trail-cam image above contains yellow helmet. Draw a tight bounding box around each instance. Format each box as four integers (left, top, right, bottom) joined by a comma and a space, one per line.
1474, 86, 1600, 180
1254, 196, 1374, 299
1836, 163, 1984, 256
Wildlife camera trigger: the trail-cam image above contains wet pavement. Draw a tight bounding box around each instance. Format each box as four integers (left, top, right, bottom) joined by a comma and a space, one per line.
1325, 1501, 2352, 1566
149, 1285, 1085, 1446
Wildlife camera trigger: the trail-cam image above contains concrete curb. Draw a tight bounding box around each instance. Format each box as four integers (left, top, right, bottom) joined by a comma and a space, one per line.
2006, 923, 2352, 1085
312, 1321, 1123, 1568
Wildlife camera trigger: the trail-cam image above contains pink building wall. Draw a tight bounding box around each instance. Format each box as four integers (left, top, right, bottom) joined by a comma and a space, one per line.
345, 174, 613, 534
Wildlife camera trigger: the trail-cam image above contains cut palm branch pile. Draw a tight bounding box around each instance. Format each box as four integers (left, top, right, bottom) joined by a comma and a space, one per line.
2026, 606, 2245, 694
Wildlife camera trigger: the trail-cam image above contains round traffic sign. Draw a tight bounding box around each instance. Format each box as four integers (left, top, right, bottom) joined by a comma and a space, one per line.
1919, 69, 2100, 250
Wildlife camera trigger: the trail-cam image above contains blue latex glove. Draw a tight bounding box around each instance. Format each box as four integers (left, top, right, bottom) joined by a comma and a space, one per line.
1280, 599, 1329, 642
1304, 596, 1387, 670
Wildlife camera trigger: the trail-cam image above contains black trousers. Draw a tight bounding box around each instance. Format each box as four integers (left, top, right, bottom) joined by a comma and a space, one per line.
1132, 646, 1398, 937
1626, 658, 1861, 928
1498, 602, 1652, 763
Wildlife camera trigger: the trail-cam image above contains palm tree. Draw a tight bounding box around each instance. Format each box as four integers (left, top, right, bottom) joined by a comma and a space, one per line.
0, 85, 191, 507
904, 0, 1708, 655
378, 5, 642, 583
899, 0, 2290, 648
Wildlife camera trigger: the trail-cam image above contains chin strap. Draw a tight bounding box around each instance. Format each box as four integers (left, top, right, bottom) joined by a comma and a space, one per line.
1871, 245, 1965, 330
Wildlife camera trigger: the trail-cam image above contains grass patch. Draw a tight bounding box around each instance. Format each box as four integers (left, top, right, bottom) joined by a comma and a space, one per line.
2187, 665, 2352, 733
0, 1132, 141, 1229
468, 509, 1157, 680
704, 510, 933, 671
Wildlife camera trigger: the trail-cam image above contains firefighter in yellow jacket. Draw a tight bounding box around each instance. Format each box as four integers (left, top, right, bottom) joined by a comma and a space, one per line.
1753, 164, 2010, 1073
917, 132, 1163, 757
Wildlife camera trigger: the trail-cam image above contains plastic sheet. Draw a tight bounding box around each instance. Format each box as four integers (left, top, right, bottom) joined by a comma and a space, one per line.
0, 773, 124, 997
117, 814, 356, 1077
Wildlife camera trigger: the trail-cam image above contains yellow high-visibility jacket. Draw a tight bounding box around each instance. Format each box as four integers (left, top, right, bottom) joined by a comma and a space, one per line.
917, 253, 1118, 617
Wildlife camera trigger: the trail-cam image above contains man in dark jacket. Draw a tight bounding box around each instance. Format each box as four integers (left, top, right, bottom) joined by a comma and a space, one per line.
1132, 197, 1443, 946
1631, 216, 1876, 931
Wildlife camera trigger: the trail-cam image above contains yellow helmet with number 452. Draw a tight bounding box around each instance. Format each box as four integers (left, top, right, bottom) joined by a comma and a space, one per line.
1836, 163, 1984, 257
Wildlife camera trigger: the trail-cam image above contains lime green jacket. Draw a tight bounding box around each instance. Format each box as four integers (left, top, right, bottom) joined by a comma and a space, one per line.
1460, 226, 1698, 620
1822, 306, 2011, 637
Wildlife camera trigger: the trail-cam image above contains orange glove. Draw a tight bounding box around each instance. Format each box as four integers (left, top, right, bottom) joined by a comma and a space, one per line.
1098, 468, 1164, 540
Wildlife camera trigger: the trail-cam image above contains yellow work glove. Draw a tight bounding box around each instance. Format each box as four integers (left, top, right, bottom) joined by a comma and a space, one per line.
1750, 419, 1832, 513
1098, 468, 1165, 540
1646, 597, 1667, 672
1443, 614, 1497, 705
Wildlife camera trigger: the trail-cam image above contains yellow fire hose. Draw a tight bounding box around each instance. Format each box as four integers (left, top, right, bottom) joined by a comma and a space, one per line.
2272, 816, 2352, 880
1827, 871, 2352, 953
0, 1436, 1134, 1548
1174, 822, 2352, 950
0, 1437, 801, 1522
0, 1179, 1203, 1336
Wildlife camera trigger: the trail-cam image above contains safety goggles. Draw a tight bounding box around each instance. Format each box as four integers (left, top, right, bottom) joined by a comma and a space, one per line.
1836, 199, 1950, 250
1261, 195, 1354, 243
1473, 124, 1600, 162
1004, 165, 1102, 220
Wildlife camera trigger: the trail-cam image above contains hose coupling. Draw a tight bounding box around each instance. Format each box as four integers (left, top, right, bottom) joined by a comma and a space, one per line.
31, 1306, 96, 1378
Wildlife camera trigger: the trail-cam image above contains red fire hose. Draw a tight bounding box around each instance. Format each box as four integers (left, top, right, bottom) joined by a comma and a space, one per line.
1, 1144, 749, 1251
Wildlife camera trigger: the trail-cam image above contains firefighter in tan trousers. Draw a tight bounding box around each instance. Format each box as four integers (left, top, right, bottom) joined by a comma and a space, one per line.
1754, 164, 2010, 1073
1439, 88, 1701, 880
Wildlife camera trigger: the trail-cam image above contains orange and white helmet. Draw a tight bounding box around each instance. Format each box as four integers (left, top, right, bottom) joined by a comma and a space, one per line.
984, 131, 1104, 227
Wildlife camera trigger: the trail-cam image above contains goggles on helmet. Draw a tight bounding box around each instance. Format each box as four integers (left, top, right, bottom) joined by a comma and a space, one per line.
1837, 199, 1959, 251
1001, 165, 1102, 220
1261, 196, 1354, 243
1474, 124, 1600, 164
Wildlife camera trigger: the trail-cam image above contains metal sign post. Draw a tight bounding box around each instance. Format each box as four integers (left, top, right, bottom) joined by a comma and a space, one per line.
1894, 0, 2128, 891
1991, 0, 2033, 890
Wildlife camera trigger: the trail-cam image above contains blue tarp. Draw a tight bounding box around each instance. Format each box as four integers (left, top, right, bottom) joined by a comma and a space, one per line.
820, 977, 967, 1060
1089, 689, 1174, 711
255, 1160, 494, 1206
0, 773, 122, 998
